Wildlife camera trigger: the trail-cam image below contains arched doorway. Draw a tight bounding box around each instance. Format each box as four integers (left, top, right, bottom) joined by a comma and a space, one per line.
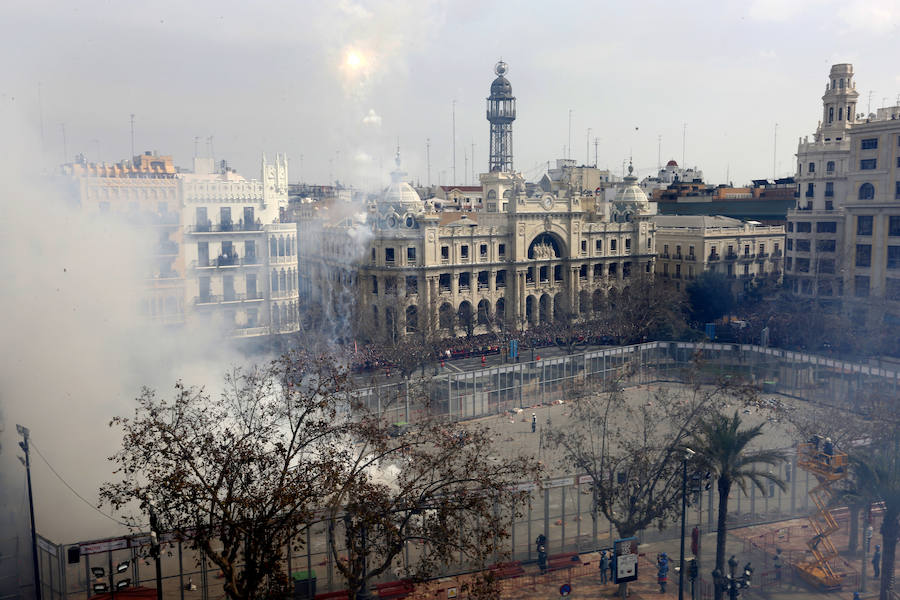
439, 302, 454, 329
526, 295, 537, 325
553, 293, 567, 322
405, 305, 418, 333
527, 232, 567, 260
579, 290, 591, 315
458, 301, 474, 336
496, 298, 506, 324
539, 294, 552, 324
477, 299, 491, 325
593, 289, 603, 313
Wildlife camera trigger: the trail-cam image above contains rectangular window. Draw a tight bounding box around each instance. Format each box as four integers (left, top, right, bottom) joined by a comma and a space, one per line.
857, 215, 874, 236
610, 239, 617, 251
243, 206, 254, 229
895, 182, 900, 199
758, 243, 765, 255
223, 275, 235, 301
676, 245, 682, 257
860, 158, 877, 170
244, 240, 256, 263
861, 138, 878, 150
818, 258, 835, 274
774, 243, 780, 255
796, 258, 810, 272
460, 245, 469, 259
808, 162, 815, 173
220, 207, 232, 230
439, 273, 450, 292
825, 182, 834, 197
787, 222, 794, 232
246, 274, 257, 299
405, 276, 418, 296
796, 222, 811, 233
625, 238, 631, 251
407, 247, 416, 262
806, 183, 815, 197
385, 276, 397, 295
199, 276, 210, 301
581, 240, 587, 253
385, 247, 395, 263
856, 244, 872, 267
371, 247, 376, 262
480, 243, 488, 257
887, 279, 900, 301
796, 239, 810, 252
855, 275, 870, 298
371, 276, 378, 294
595, 239, 602, 252
816, 239, 836, 252
817, 221, 837, 233
195, 207, 208, 231
197, 242, 209, 267
499, 243, 506, 257
888, 246, 900, 269
663, 244, 669, 256
441, 245, 449, 260
890, 216, 900, 236
785, 257, 793, 270
787, 238, 793, 251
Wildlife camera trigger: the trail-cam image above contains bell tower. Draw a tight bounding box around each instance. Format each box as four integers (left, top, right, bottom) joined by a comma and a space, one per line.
487, 61, 516, 173
819, 63, 858, 139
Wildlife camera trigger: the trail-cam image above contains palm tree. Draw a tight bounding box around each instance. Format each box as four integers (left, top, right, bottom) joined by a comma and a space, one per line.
690, 411, 785, 600
850, 445, 900, 600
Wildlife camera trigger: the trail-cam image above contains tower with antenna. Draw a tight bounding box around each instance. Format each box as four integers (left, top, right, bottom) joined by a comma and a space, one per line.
487, 61, 516, 172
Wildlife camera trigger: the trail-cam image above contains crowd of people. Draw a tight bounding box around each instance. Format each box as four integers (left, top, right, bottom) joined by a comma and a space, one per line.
345, 322, 620, 373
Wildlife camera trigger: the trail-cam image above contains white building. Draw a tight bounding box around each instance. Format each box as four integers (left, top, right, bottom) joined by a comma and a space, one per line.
181, 154, 300, 336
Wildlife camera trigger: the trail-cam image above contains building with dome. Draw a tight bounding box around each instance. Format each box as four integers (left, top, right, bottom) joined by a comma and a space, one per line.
297, 63, 657, 341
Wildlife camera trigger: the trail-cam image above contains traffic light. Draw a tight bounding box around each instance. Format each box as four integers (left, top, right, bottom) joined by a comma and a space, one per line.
688, 559, 698, 581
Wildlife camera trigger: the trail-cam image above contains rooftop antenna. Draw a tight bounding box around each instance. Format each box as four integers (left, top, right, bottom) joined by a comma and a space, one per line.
37, 82, 44, 153
193, 136, 200, 157
471, 140, 475, 184
682, 123, 687, 167
867, 90, 874, 114
586, 127, 591, 166
594, 137, 599, 167
463, 148, 468, 187
130, 113, 135, 158
568, 109, 573, 159
426, 138, 431, 186
773, 123, 778, 179
451, 100, 456, 185
60, 123, 67, 164
657, 134, 662, 170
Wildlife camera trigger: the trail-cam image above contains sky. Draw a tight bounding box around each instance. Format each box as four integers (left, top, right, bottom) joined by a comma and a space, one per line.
3, 0, 900, 190
1, 0, 900, 547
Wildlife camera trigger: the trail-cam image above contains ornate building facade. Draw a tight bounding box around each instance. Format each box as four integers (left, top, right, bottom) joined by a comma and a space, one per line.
298, 63, 656, 341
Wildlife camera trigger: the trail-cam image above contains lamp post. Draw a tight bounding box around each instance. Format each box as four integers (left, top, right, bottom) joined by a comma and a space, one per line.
16, 424, 42, 600
146, 495, 164, 600
679, 448, 695, 600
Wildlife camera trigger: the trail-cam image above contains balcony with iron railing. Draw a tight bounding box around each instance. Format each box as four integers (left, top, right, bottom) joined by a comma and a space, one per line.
188, 221, 264, 233
725, 252, 738, 260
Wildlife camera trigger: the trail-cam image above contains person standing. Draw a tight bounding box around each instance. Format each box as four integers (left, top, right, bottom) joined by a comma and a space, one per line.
773, 548, 783, 583
873, 544, 881, 579
532, 412, 537, 433
657, 553, 669, 593
599, 550, 609, 584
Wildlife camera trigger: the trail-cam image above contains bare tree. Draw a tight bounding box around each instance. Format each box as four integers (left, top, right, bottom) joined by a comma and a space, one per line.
101, 353, 355, 600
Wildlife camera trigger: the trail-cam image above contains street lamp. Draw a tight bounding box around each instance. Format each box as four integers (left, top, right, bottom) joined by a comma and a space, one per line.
712, 555, 753, 600
679, 448, 695, 600
17, 424, 41, 600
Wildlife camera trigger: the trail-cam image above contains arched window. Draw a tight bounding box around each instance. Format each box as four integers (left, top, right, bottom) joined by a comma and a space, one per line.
270, 238, 277, 257
278, 237, 285, 257
859, 183, 875, 200
826, 161, 835, 173
271, 269, 279, 292
280, 269, 287, 291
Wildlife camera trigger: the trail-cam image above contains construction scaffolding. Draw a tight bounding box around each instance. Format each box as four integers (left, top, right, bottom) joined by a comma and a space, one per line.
794, 440, 850, 590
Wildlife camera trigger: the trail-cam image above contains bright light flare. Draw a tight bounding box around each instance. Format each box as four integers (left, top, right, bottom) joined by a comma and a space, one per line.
343, 48, 369, 72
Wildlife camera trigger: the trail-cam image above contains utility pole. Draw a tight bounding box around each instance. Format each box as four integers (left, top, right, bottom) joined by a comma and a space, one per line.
130, 114, 135, 158
17, 424, 42, 600
682, 123, 687, 167
146, 496, 164, 600
658, 134, 662, 170
594, 138, 599, 167
471, 140, 475, 183
568, 109, 573, 159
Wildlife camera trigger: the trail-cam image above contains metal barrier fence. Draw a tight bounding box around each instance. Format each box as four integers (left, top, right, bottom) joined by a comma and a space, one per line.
37, 342, 900, 600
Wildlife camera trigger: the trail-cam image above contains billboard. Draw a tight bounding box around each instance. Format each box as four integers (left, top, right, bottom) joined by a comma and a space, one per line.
614, 537, 639, 584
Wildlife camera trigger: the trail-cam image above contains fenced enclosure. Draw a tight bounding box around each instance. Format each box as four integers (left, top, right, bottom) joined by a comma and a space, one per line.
35, 342, 900, 600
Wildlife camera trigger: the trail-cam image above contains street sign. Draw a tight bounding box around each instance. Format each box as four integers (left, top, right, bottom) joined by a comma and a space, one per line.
510, 339, 519, 359
559, 583, 571, 596
614, 537, 639, 584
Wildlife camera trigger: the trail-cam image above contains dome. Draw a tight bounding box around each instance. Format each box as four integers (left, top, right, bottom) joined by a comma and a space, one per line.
611, 162, 655, 221
491, 75, 513, 97
666, 159, 678, 167
380, 149, 423, 213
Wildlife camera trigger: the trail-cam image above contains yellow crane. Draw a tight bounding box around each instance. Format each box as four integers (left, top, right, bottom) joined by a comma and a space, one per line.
795, 440, 849, 590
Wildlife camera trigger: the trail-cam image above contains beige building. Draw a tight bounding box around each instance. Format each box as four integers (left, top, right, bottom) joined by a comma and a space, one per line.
786, 63, 900, 324
299, 156, 656, 340
653, 215, 784, 291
